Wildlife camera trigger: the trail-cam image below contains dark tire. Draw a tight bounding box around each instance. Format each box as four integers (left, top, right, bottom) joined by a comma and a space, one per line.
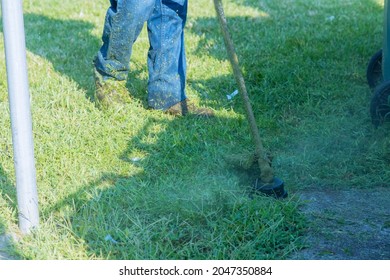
370, 80, 390, 127
367, 50, 383, 90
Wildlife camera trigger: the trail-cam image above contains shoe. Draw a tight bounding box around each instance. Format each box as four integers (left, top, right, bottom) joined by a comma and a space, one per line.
94, 68, 130, 108
165, 99, 214, 117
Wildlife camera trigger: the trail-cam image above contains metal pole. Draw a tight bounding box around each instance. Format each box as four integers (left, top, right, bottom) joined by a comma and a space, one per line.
1, 0, 39, 234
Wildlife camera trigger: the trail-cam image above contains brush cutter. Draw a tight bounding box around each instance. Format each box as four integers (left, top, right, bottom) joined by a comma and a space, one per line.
213, 0, 287, 198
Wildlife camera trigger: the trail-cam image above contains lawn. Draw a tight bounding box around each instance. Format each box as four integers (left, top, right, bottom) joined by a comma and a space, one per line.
0, 0, 388, 259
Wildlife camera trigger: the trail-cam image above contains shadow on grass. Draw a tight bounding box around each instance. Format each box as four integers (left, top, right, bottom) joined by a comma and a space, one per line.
188, 0, 384, 109
189, 1, 390, 190
2, 10, 303, 259
0, 165, 17, 224
44, 112, 304, 260
1, 13, 149, 104
0, 165, 19, 259
20, 13, 99, 100
1, 0, 386, 259
235, 0, 382, 9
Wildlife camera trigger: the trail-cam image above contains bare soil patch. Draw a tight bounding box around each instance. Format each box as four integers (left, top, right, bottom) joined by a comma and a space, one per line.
292, 187, 390, 259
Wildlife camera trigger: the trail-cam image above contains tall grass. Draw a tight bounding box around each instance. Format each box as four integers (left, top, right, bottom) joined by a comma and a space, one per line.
0, 0, 388, 259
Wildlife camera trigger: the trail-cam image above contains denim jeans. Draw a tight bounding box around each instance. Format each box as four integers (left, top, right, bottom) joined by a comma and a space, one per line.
94, 0, 188, 110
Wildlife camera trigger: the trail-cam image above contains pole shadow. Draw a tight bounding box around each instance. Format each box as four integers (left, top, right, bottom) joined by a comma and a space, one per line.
0, 164, 19, 259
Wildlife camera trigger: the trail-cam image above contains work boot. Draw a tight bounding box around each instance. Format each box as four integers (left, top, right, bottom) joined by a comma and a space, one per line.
94, 68, 131, 108
165, 99, 214, 117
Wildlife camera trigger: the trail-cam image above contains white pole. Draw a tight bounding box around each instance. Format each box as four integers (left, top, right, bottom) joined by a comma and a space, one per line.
1, 0, 39, 234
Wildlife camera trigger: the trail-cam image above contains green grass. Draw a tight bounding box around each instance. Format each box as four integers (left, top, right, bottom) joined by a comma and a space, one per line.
0, 0, 388, 259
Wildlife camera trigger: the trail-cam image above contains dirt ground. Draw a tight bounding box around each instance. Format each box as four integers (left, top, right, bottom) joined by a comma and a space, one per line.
292, 187, 390, 260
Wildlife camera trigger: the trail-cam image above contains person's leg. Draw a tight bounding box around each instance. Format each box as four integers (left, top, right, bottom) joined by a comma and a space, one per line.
95, 0, 155, 81
146, 0, 188, 110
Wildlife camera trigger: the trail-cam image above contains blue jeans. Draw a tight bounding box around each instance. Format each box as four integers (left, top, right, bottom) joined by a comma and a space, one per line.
94, 0, 188, 110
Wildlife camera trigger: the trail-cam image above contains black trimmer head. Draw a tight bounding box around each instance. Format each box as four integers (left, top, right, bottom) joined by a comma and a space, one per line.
253, 177, 287, 199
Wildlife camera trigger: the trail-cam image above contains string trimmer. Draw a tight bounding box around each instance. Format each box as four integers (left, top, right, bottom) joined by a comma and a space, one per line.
213, 0, 287, 198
